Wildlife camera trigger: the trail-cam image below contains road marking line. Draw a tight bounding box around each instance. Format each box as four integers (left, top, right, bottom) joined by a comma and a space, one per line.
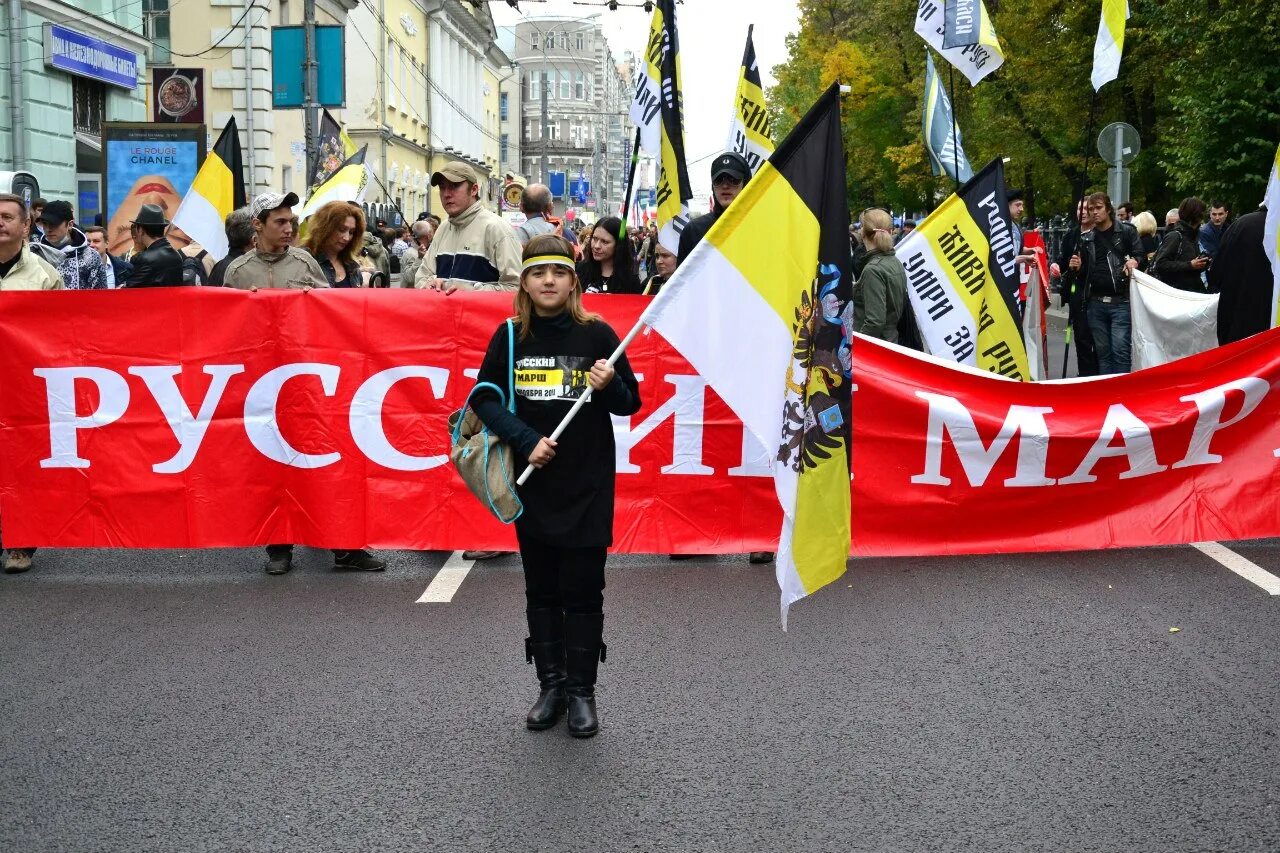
416, 551, 475, 603
1192, 542, 1280, 596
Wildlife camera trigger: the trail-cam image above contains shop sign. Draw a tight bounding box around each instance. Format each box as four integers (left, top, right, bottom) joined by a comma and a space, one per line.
44, 24, 139, 90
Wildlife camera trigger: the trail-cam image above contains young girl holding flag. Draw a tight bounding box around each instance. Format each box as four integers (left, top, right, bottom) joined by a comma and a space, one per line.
471, 234, 642, 738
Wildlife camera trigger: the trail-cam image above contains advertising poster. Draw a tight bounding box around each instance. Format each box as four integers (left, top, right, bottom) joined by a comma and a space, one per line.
151, 68, 205, 124
101, 123, 206, 256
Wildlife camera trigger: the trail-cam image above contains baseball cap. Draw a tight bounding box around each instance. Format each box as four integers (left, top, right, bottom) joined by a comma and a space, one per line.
38, 200, 74, 226
710, 152, 751, 183
250, 191, 300, 221
431, 162, 480, 187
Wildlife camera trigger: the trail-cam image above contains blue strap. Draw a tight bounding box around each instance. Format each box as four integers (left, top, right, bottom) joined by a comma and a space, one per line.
452, 381, 506, 445
506, 318, 516, 413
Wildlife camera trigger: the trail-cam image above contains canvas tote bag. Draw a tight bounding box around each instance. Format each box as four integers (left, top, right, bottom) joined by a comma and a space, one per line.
448, 319, 523, 523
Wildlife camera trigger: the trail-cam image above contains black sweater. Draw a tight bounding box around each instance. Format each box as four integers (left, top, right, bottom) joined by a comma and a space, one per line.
472, 312, 641, 546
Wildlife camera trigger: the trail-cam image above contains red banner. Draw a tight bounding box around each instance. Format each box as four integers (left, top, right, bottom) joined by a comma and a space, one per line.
1, 288, 1278, 555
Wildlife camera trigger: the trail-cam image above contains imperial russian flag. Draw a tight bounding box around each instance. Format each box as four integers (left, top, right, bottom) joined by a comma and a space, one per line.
169, 118, 246, 261
640, 84, 853, 625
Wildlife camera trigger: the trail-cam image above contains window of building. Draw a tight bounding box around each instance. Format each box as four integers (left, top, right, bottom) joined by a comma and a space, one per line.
386, 40, 398, 110
574, 71, 585, 100
531, 32, 539, 50
72, 77, 106, 136
560, 70, 570, 100
559, 31, 568, 50
546, 69, 555, 100
142, 0, 170, 64
499, 91, 508, 121
529, 71, 539, 100
576, 31, 584, 51
501, 134, 509, 165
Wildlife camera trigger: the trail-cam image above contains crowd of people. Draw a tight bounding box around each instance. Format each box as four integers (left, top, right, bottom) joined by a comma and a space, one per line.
2, 151, 1276, 737
1047, 194, 1271, 376
3, 164, 1272, 562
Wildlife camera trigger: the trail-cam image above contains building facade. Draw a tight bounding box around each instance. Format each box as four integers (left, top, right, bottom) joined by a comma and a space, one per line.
494, 28, 523, 189
0, 0, 150, 217
511, 16, 632, 218
345, 0, 433, 221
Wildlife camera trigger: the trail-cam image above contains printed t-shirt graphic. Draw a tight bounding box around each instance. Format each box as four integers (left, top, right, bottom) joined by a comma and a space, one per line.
515, 355, 593, 400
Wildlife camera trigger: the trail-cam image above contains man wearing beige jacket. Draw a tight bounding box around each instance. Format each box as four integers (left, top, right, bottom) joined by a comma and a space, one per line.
414, 162, 520, 292
223, 192, 327, 291
0, 193, 62, 573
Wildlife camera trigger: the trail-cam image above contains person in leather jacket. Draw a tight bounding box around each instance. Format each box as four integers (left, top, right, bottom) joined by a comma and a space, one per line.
1066, 192, 1144, 375
123, 204, 186, 287
1151, 196, 1211, 293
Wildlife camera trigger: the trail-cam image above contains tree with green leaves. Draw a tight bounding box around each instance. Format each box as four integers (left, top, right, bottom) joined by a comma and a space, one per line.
768, 0, 1280, 217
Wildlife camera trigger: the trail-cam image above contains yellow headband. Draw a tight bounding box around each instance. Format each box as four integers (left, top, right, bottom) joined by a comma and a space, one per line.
521, 254, 575, 273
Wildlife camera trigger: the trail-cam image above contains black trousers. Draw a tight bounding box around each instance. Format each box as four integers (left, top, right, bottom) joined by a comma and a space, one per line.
516, 528, 606, 615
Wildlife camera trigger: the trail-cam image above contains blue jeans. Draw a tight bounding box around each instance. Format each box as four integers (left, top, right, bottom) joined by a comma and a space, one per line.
1087, 297, 1131, 374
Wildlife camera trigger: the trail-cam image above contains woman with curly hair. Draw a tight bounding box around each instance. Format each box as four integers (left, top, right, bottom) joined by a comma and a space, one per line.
302, 201, 366, 287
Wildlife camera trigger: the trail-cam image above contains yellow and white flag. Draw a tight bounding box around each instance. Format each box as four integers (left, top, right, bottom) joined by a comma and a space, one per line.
1091, 0, 1129, 90
1265, 142, 1280, 327
628, 0, 692, 254
296, 145, 372, 237
895, 157, 1031, 380
170, 118, 246, 261
914, 0, 1004, 86
641, 85, 852, 627
725, 25, 774, 175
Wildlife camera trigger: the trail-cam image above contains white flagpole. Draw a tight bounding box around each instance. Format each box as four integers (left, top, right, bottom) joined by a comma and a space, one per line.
515, 316, 648, 486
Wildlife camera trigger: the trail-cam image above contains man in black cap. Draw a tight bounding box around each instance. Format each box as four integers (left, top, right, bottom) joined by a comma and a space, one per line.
123, 203, 186, 287
671, 152, 774, 566
676, 151, 751, 265
29, 200, 107, 290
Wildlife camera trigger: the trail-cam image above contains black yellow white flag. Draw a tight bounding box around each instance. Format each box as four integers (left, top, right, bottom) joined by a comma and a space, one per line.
725, 25, 774, 175
297, 145, 372, 231
915, 0, 1004, 85
170, 118, 246, 261
628, 0, 692, 254
1091, 0, 1129, 91
642, 85, 852, 626
922, 51, 973, 184
895, 158, 1030, 380
312, 109, 360, 191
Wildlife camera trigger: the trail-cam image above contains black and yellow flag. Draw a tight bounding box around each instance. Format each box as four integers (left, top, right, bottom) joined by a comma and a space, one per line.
642, 84, 852, 625
628, 0, 692, 254
170, 118, 246, 261
725, 25, 774, 174
894, 157, 1030, 379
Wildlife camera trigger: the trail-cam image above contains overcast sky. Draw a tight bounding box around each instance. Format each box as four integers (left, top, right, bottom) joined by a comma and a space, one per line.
492, 0, 802, 200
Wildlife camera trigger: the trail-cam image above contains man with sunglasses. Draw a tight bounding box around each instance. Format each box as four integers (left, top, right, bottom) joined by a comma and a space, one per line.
672, 152, 774, 565
677, 152, 752, 265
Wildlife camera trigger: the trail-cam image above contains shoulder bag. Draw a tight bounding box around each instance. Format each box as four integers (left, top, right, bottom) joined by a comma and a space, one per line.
448, 319, 523, 523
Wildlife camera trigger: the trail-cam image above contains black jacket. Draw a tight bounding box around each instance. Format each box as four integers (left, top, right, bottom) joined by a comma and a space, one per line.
1211, 209, 1270, 345
676, 204, 724, 264
107, 254, 132, 286
1150, 221, 1206, 292
124, 237, 186, 288
1073, 221, 1144, 304
473, 313, 641, 547
208, 247, 247, 286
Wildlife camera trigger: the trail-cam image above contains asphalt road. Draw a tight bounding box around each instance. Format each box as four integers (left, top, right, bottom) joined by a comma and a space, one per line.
1, 538, 1278, 853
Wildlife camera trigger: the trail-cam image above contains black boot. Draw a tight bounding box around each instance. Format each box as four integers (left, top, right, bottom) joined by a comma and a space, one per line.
564, 611, 606, 738
524, 608, 567, 730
